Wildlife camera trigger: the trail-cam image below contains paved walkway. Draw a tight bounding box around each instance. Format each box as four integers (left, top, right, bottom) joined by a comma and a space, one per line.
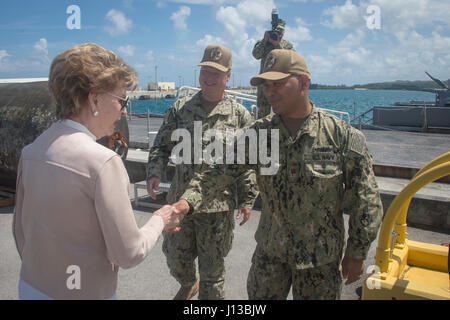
1, 116, 448, 300
362, 129, 450, 168
1, 185, 448, 300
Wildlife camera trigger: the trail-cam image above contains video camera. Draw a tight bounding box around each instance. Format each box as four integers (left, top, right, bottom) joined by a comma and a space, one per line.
268, 8, 284, 42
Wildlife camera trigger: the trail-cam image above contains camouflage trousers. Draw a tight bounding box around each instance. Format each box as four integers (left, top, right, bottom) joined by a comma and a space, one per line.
247, 245, 343, 300
162, 211, 235, 300
256, 85, 271, 119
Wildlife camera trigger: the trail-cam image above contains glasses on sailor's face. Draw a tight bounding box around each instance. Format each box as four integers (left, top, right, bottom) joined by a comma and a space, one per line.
107, 92, 130, 111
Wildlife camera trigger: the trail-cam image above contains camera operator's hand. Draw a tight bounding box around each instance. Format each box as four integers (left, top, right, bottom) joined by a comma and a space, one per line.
264, 31, 281, 47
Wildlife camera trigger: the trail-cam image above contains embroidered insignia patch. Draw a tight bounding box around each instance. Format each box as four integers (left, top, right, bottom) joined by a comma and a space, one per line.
210, 48, 222, 61
348, 131, 366, 155
264, 54, 276, 71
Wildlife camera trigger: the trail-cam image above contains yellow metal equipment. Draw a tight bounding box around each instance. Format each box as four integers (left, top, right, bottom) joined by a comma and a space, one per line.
362, 152, 450, 300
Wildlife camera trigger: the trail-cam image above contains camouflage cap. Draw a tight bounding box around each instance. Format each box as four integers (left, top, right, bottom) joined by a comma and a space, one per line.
198, 44, 232, 73
250, 49, 310, 86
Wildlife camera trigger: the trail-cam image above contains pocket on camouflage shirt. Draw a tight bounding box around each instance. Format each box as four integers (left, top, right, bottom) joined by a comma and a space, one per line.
305, 160, 342, 178
303, 160, 344, 205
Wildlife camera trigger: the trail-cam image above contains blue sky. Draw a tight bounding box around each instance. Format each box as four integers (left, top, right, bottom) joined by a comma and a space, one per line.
0, 0, 449, 87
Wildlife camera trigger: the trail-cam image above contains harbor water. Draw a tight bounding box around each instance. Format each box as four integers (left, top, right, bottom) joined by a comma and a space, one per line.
128, 89, 436, 117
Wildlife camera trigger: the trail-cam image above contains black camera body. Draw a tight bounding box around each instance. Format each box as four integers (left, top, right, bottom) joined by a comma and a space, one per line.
268, 9, 283, 42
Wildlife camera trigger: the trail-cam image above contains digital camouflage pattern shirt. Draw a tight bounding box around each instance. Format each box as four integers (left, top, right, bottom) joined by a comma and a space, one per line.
147, 91, 259, 213
183, 106, 383, 269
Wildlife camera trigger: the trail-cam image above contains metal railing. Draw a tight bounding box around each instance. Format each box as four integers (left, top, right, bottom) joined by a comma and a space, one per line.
321, 108, 351, 124
353, 104, 450, 132
176, 86, 199, 99
353, 106, 375, 129
177, 86, 259, 119
352, 106, 406, 131
176, 86, 351, 123
177, 86, 256, 103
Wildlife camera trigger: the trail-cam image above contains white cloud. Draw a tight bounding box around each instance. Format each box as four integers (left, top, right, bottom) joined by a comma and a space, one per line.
196, 34, 227, 48
33, 38, 49, 64
321, 0, 450, 32
307, 54, 333, 76
437, 54, 450, 68
339, 48, 371, 66
170, 6, 191, 30
0, 40, 50, 74
335, 28, 366, 49
307, 50, 372, 83
118, 45, 135, 57
318, 31, 372, 77
285, 17, 313, 47
394, 30, 450, 53
289, 0, 324, 2
213, 0, 275, 71
321, 0, 363, 29
216, 6, 246, 40
235, 0, 274, 28
142, 0, 449, 85
369, 0, 450, 33
309, 27, 450, 84
0, 50, 11, 71
309, 0, 450, 84
216, 0, 275, 42
231, 38, 259, 70
0, 50, 10, 61
105, 9, 133, 36
33, 38, 48, 56
166, 0, 224, 4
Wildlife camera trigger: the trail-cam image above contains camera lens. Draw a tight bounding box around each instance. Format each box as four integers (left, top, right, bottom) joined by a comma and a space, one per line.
269, 30, 280, 41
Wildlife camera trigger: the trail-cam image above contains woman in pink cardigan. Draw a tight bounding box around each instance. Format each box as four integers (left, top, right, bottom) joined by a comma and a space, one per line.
13, 43, 183, 300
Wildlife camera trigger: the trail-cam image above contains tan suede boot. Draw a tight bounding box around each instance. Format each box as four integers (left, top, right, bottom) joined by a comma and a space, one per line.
173, 281, 199, 300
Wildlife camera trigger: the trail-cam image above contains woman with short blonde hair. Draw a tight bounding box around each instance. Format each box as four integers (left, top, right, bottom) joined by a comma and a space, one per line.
49, 43, 137, 119
13, 43, 182, 300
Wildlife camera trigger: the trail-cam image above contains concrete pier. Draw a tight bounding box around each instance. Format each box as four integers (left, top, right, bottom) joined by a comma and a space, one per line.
1, 191, 448, 300
0, 115, 448, 301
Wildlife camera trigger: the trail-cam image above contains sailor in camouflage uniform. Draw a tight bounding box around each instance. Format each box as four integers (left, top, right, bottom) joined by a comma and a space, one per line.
146, 45, 258, 300
252, 20, 294, 119
183, 49, 383, 300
